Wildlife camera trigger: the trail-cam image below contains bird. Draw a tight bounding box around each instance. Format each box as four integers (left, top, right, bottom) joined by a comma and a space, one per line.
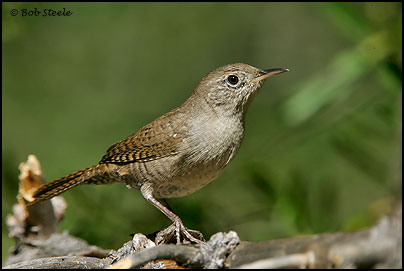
27, 63, 289, 244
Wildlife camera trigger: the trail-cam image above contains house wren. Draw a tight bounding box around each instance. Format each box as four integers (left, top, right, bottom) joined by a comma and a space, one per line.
27, 63, 289, 244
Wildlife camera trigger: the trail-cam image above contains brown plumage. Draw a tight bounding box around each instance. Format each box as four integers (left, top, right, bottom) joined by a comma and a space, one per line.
31, 164, 115, 203
28, 63, 289, 244
99, 111, 183, 163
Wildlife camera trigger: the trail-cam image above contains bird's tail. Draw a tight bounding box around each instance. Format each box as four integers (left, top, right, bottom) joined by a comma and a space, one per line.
27, 164, 114, 206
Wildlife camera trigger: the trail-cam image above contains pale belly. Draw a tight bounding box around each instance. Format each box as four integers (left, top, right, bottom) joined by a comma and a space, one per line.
117, 155, 228, 199
153, 167, 224, 198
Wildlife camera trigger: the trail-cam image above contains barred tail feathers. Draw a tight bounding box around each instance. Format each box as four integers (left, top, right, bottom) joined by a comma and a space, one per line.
28, 164, 112, 205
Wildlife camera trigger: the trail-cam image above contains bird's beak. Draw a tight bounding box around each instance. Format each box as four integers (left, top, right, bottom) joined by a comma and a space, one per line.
250, 68, 289, 84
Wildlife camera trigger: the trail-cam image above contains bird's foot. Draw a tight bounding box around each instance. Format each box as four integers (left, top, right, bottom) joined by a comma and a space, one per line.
155, 222, 204, 245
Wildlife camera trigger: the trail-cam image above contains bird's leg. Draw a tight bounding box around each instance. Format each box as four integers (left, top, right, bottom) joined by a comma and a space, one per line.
140, 183, 203, 244
159, 198, 204, 244
160, 198, 172, 211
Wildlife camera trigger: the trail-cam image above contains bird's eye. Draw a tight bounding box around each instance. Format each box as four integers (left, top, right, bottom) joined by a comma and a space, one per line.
227, 75, 239, 85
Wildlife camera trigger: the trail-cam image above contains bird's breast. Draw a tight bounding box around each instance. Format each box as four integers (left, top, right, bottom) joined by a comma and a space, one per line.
151, 115, 244, 198
184, 114, 244, 167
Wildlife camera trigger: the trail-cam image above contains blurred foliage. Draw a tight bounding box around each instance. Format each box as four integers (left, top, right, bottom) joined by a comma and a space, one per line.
2, 2, 402, 265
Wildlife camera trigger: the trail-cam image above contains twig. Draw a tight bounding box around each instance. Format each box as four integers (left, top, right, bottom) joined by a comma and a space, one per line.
237, 252, 315, 269
109, 245, 198, 269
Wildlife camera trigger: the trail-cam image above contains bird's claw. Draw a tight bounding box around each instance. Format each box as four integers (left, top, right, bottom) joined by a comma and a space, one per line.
155, 222, 204, 245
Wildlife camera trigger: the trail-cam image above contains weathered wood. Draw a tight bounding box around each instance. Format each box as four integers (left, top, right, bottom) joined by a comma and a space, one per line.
225, 203, 402, 269
3, 256, 110, 269
110, 245, 198, 269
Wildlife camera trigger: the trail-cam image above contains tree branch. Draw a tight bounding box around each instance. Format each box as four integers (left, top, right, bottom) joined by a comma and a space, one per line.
3, 256, 110, 269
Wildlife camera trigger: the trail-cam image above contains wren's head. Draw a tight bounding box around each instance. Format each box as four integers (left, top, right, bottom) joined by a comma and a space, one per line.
192, 63, 288, 117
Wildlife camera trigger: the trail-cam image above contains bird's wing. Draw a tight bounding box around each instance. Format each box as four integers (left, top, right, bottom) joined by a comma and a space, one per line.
99, 111, 186, 164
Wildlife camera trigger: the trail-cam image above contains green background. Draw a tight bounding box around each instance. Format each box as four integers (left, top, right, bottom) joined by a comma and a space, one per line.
2, 2, 402, 264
